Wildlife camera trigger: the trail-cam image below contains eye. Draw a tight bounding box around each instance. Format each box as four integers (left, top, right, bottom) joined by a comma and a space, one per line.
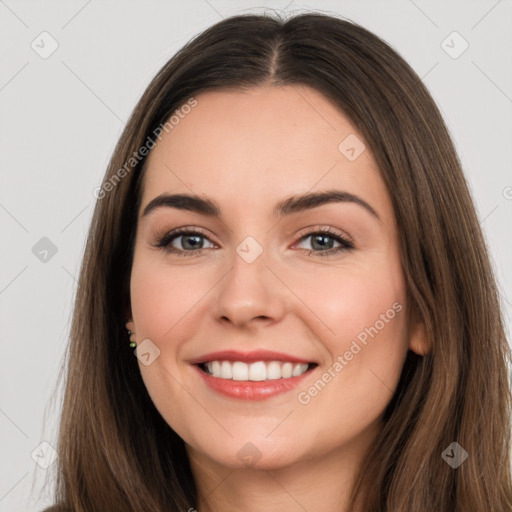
153, 227, 215, 257
294, 227, 354, 257
153, 226, 354, 258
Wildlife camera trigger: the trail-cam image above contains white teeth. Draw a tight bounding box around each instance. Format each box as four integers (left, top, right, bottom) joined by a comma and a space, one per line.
232, 361, 249, 381
282, 362, 293, 378
212, 361, 221, 376
292, 363, 307, 377
266, 361, 281, 380
249, 361, 267, 381
220, 360, 232, 379
203, 360, 310, 381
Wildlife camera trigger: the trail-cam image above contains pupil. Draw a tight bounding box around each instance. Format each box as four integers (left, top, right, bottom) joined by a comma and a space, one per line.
312, 235, 333, 251
183, 235, 203, 250
180, 234, 335, 251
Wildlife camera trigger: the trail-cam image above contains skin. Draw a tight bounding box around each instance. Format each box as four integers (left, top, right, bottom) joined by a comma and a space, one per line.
126, 85, 427, 512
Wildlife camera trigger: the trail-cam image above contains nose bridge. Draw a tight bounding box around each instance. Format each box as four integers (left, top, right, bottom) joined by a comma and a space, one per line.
213, 237, 285, 326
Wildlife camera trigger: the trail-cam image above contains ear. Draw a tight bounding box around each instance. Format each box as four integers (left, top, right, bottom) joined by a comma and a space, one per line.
125, 305, 135, 333
408, 306, 429, 356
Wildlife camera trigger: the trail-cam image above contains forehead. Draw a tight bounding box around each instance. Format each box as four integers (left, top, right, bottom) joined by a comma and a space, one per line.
139, 85, 391, 221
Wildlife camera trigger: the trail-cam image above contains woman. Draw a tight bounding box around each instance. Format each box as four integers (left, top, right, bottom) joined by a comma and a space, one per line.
43, 11, 512, 511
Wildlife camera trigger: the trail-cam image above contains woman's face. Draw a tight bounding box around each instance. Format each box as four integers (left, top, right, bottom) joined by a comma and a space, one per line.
128, 85, 426, 470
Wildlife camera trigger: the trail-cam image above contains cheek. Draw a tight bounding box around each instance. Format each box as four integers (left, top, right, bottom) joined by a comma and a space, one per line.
293, 258, 409, 423
129, 254, 210, 340
296, 258, 408, 404
128, 254, 208, 430
294, 258, 407, 355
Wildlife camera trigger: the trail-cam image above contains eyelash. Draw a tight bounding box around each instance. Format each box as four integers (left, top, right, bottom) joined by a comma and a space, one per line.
153, 226, 354, 258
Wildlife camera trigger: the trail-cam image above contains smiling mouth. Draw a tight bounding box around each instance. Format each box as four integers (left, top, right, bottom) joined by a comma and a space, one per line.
198, 360, 318, 381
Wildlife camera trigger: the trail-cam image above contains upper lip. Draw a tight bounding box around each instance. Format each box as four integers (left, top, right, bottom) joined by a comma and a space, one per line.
188, 350, 315, 365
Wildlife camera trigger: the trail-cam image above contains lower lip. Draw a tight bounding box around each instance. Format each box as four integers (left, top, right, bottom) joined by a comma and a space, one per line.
193, 364, 314, 400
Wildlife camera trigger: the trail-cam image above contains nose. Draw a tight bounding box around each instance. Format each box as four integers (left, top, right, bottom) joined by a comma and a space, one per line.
212, 246, 287, 329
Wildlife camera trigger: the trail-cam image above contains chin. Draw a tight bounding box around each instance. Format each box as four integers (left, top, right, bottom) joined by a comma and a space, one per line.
188, 435, 305, 471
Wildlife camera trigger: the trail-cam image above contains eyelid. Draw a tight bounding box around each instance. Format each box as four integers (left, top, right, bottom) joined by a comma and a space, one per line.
293, 225, 354, 245
152, 224, 354, 257
153, 225, 218, 246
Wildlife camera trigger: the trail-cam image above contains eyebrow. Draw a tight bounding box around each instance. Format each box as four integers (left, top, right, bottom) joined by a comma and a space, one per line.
141, 190, 380, 220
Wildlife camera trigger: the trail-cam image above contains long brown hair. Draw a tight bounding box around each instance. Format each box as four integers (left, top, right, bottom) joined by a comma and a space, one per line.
42, 11, 512, 511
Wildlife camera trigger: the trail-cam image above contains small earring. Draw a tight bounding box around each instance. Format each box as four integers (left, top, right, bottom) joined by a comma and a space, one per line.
127, 328, 137, 348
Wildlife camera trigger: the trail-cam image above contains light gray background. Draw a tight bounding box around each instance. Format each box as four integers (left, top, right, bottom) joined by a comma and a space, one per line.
1, 1, 511, 510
